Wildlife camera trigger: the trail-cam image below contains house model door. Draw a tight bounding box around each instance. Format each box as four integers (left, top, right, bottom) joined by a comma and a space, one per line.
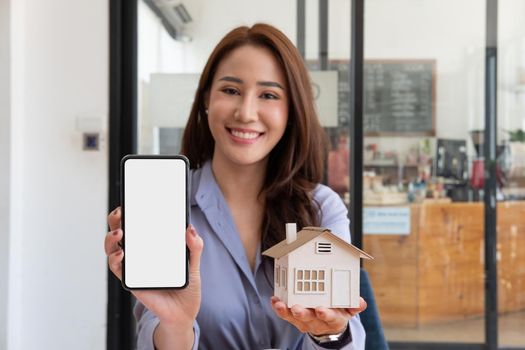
332, 269, 351, 306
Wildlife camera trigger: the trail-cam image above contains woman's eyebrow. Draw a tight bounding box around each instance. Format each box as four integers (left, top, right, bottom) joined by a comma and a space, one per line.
258, 81, 284, 90
218, 76, 284, 90
219, 76, 243, 84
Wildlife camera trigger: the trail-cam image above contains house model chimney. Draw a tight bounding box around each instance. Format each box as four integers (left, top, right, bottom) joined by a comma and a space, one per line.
286, 223, 297, 244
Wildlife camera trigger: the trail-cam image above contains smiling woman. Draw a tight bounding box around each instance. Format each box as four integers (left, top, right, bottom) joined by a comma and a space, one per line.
105, 23, 367, 350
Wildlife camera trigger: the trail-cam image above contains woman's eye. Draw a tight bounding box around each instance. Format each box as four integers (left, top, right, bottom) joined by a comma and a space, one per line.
222, 88, 239, 95
261, 93, 278, 100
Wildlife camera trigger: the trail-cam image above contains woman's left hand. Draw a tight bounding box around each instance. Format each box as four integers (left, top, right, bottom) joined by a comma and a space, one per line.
270, 296, 367, 336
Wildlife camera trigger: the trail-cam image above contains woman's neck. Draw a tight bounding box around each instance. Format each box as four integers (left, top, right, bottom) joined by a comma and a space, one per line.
211, 155, 267, 205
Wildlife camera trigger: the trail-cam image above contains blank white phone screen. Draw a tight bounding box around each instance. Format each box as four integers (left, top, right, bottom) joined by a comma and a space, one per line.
124, 158, 187, 288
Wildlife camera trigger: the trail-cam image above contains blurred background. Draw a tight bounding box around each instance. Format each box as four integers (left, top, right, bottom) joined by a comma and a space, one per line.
1, 0, 524, 349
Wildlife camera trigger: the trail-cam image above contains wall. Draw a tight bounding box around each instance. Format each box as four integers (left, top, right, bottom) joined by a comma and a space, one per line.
2, 0, 108, 349
6, 0, 25, 346
499, 0, 525, 133
138, 0, 296, 78
0, 0, 11, 347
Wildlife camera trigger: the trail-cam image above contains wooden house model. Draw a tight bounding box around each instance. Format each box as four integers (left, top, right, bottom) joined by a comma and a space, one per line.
262, 224, 373, 308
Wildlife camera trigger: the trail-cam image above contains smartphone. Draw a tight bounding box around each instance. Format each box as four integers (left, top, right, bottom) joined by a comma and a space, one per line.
121, 155, 189, 289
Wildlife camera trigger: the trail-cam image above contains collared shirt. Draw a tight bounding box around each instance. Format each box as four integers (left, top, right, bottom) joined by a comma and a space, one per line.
134, 161, 366, 350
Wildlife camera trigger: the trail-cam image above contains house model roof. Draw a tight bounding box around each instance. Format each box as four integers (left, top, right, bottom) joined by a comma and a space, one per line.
262, 226, 374, 260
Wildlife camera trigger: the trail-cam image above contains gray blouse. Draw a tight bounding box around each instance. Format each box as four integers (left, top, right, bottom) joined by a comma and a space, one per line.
134, 161, 366, 350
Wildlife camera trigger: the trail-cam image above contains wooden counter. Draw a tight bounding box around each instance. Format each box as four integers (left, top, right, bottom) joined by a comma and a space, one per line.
363, 201, 525, 327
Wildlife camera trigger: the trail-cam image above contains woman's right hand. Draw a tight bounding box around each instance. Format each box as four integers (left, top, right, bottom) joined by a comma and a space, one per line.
104, 207, 204, 347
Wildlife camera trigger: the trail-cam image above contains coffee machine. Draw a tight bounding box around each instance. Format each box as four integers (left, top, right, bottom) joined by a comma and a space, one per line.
435, 138, 469, 201
469, 130, 505, 198
470, 130, 484, 190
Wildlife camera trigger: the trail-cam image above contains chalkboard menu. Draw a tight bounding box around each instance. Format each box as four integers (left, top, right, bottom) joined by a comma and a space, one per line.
364, 60, 435, 135
308, 60, 436, 135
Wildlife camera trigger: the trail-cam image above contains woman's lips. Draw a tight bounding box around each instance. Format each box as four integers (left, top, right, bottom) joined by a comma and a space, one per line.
227, 127, 264, 144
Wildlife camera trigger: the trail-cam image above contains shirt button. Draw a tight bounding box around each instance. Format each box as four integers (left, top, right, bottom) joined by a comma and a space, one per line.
254, 299, 261, 305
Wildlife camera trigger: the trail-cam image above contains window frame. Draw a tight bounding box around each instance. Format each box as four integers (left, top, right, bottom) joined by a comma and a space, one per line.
295, 268, 326, 294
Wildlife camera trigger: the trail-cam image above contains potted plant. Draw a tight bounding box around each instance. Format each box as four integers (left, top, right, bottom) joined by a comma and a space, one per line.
508, 129, 525, 142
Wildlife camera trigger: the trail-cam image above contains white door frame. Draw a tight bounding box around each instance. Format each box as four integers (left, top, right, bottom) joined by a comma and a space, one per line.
331, 269, 351, 307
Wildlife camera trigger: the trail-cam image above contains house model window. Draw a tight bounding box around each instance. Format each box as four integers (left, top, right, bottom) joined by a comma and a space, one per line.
275, 266, 280, 286
295, 269, 326, 294
281, 268, 287, 290
316, 242, 332, 254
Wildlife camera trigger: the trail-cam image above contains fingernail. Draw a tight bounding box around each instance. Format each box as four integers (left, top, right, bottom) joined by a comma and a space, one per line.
113, 207, 120, 216
189, 224, 197, 237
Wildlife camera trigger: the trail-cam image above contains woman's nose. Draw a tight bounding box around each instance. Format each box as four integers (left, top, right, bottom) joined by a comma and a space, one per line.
234, 95, 258, 122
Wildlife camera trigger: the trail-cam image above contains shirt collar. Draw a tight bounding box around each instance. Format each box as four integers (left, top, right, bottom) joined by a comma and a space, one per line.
193, 160, 219, 210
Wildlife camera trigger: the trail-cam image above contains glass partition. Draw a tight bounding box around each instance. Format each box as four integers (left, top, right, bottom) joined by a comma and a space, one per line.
361, 1, 525, 348
362, 0, 488, 344
497, 0, 525, 347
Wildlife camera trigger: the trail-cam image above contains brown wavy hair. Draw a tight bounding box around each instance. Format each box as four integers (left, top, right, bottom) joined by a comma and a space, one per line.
181, 23, 328, 250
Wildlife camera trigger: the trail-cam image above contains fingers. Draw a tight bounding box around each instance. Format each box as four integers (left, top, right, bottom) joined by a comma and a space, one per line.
105, 207, 123, 281
107, 206, 121, 231
271, 301, 318, 333
291, 305, 317, 323
345, 297, 367, 317
359, 297, 367, 312
104, 228, 123, 255
314, 307, 341, 324
186, 225, 204, 277
270, 297, 353, 335
108, 248, 123, 280
271, 299, 338, 325
271, 298, 295, 324
105, 220, 204, 284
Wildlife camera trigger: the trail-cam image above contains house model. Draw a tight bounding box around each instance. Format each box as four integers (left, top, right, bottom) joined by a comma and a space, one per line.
262, 224, 373, 308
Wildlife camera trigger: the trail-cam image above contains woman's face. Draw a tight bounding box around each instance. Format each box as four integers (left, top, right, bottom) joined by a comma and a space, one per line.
206, 44, 289, 168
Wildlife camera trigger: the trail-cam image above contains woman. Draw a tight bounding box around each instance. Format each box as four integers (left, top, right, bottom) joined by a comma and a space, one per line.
105, 23, 366, 349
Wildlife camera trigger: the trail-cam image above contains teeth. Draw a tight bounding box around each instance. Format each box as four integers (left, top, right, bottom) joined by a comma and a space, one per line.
230, 129, 260, 139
